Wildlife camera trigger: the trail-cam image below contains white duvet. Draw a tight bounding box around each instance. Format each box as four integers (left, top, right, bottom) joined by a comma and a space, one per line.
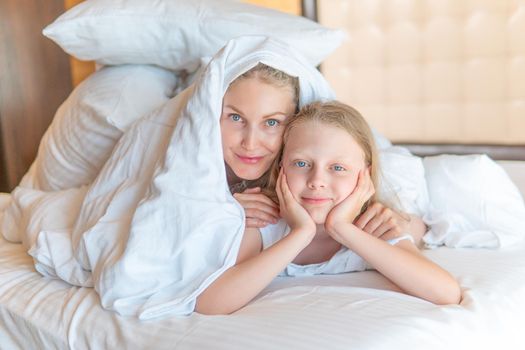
0, 36, 335, 320
1, 35, 525, 321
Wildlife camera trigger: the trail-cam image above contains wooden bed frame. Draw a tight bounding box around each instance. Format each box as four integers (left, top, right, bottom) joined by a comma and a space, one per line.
0, 0, 523, 192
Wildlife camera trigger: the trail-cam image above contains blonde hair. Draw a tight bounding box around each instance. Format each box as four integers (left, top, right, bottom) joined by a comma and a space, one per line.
263, 101, 380, 213
231, 63, 300, 109
228, 63, 300, 193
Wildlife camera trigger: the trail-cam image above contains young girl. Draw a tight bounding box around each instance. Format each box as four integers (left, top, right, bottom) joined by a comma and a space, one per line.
198, 101, 461, 314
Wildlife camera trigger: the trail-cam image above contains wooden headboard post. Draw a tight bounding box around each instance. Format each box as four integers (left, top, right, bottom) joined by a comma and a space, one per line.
0, 0, 73, 192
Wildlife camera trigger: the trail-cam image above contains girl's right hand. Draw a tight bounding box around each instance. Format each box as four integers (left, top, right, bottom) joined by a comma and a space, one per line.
233, 187, 280, 228
276, 168, 316, 240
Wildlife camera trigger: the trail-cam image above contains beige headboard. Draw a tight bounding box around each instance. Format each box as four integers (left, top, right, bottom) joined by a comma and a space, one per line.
318, 0, 525, 148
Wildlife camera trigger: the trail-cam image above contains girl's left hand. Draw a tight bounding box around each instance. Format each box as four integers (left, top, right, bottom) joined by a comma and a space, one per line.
325, 169, 375, 236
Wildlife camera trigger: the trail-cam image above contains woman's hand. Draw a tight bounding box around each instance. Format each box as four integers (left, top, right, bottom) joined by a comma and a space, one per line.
353, 202, 411, 241
233, 187, 280, 228
276, 168, 316, 241
325, 169, 375, 239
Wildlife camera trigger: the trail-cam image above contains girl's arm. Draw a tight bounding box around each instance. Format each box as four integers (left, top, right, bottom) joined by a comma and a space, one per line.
328, 222, 461, 305
196, 169, 316, 315
195, 226, 312, 315
326, 169, 460, 305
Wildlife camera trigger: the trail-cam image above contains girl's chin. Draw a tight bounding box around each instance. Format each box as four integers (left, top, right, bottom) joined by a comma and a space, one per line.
308, 210, 329, 225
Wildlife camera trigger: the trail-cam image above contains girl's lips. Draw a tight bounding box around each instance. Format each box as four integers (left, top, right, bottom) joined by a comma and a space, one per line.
302, 197, 331, 205
236, 154, 264, 164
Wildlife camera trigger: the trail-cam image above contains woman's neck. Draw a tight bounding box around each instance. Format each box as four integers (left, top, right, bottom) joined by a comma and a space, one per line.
225, 163, 242, 187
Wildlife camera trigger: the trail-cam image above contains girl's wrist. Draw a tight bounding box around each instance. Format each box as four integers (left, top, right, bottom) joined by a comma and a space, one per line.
327, 222, 361, 247
289, 227, 316, 247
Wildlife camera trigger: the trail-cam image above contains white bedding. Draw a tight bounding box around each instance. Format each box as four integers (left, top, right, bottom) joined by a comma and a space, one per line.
1, 225, 525, 350
2, 161, 524, 348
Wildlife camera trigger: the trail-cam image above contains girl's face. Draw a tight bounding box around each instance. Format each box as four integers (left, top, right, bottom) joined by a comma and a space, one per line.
221, 77, 295, 181
282, 121, 367, 224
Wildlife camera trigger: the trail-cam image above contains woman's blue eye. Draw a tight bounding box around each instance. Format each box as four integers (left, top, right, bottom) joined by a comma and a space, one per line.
230, 114, 242, 122
295, 161, 307, 168
266, 119, 279, 127
333, 165, 345, 171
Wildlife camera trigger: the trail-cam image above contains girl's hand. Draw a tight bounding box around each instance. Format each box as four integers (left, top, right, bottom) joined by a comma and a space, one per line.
276, 168, 316, 240
233, 187, 280, 228
354, 202, 411, 241
325, 169, 375, 236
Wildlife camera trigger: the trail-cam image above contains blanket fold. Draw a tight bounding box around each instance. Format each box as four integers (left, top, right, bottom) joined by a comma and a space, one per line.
6, 36, 336, 319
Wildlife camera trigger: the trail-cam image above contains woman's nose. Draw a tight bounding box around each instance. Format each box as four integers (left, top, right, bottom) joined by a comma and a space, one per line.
241, 127, 258, 151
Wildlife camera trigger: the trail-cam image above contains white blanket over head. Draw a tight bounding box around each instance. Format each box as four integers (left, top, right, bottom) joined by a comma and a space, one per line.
3, 36, 335, 320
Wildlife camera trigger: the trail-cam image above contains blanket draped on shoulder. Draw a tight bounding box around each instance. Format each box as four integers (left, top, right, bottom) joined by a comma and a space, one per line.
1, 36, 335, 319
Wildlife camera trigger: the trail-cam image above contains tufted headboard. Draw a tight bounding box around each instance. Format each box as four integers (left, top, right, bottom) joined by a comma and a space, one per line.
316, 0, 525, 160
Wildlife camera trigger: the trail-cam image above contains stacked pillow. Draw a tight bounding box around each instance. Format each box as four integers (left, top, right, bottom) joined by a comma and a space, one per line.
21, 65, 177, 190
43, 0, 345, 71
423, 154, 525, 248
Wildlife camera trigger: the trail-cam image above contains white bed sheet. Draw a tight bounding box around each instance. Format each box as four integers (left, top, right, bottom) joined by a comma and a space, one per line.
1, 223, 525, 349
1, 161, 525, 349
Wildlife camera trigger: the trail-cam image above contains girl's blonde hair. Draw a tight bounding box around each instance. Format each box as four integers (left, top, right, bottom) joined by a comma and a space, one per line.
263, 101, 380, 213
228, 63, 300, 193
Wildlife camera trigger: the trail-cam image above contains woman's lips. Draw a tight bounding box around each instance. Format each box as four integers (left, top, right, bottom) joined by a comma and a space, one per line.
236, 154, 264, 164
302, 197, 331, 205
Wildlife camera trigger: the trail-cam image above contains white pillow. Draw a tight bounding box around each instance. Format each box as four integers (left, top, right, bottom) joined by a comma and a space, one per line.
42, 0, 345, 71
422, 154, 525, 248
20, 65, 177, 191
378, 146, 429, 217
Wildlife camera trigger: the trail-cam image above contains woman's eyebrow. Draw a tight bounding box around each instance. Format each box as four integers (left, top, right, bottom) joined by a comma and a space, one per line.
223, 104, 245, 115
262, 112, 288, 119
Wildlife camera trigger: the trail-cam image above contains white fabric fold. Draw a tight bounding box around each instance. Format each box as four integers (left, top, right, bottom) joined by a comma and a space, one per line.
4, 36, 335, 320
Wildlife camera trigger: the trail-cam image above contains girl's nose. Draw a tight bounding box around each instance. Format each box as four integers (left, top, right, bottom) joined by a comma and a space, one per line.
307, 167, 327, 189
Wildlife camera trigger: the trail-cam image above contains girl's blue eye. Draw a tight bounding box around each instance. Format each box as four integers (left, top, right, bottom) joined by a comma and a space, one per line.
266, 119, 279, 127
230, 114, 242, 122
295, 161, 307, 168
333, 165, 346, 171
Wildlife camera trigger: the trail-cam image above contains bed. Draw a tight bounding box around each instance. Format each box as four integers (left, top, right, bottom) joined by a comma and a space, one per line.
1, 177, 525, 349
1, 0, 525, 349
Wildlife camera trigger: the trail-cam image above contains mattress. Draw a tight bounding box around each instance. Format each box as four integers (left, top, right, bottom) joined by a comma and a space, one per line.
1, 225, 525, 349
1, 161, 524, 350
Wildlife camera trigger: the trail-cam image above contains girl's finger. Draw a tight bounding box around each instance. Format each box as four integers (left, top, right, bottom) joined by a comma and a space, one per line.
280, 172, 295, 204
276, 167, 284, 204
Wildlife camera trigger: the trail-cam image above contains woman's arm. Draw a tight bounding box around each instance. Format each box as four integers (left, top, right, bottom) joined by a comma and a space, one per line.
329, 222, 461, 305
195, 227, 312, 315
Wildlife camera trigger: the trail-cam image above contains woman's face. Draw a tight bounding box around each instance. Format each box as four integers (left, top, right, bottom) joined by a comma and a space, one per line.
221, 77, 296, 181
282, 121, 367, 224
